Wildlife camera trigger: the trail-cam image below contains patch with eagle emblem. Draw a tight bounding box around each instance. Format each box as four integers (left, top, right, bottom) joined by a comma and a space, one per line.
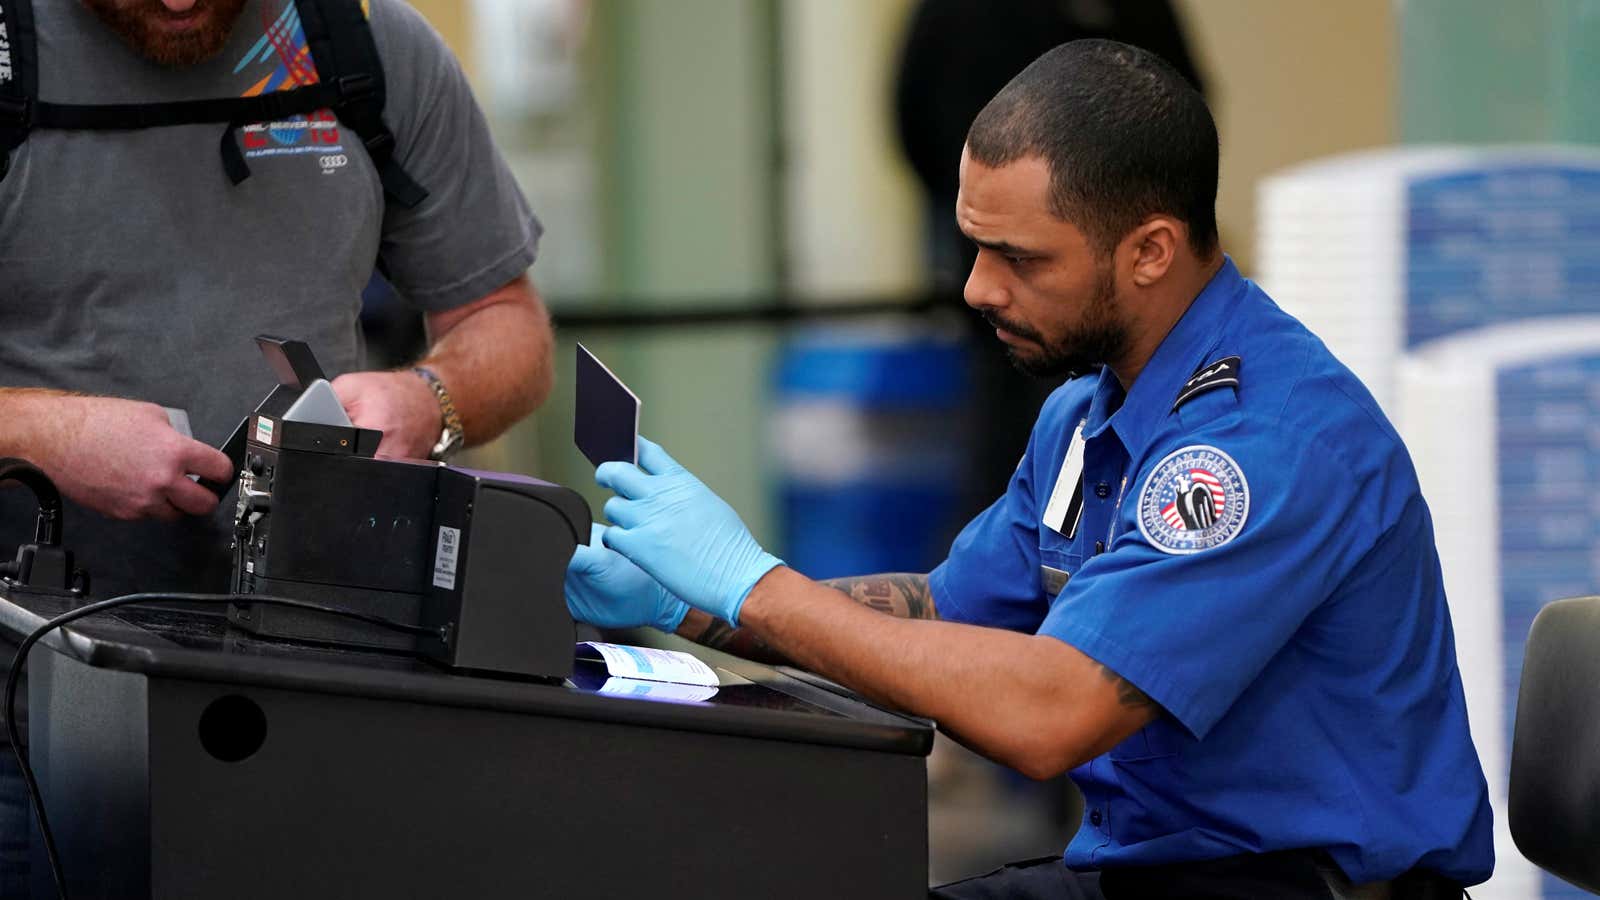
1137, 445, 1250, 555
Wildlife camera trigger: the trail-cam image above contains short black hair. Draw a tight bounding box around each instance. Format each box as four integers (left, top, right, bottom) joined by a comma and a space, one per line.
966, 39, 1219, 257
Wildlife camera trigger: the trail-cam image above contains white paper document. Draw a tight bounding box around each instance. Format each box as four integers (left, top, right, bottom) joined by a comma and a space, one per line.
597, 677, 719, 703
578, 641, 719, 687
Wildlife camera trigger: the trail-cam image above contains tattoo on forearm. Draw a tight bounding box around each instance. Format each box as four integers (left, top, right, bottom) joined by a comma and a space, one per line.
697, 616, 736, 650
820, 573, 937, 620
858, 580, 897, 615
681, 573, 933, 666
689, 612, 780, 662
1097, 662, 1158, 710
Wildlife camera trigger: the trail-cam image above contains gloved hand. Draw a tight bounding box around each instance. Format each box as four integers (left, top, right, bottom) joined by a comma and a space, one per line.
565, 523, 690, 632
596, 437, 783, 626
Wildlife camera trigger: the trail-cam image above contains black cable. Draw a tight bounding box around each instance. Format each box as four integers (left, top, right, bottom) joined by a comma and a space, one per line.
0, 457, 63, 548
5, 591, 444, 900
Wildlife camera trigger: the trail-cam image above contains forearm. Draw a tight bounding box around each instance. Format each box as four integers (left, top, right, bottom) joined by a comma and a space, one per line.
0, 390, 233, 519
675, 608, 781, 664
820, 572, 939, 620
738, 567, 1155, 779
0, 388, 71, 459
420, 276, 554, 446
585, 438, 1155, 776
674, 572, 938, 664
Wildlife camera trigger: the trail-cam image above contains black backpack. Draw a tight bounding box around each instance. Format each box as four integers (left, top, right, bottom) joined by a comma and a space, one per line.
0, 0, 427, 207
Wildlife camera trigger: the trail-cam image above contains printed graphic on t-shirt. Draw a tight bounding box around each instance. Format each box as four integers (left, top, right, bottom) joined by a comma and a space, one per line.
230, 0, 363, 170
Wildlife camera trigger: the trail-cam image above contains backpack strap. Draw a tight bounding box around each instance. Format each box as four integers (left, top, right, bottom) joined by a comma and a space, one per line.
0, 0, 429, 207
0, 0, 40, 183
31, 87, 338, 131
297, 0, 428, 209
29, 85, 341, 185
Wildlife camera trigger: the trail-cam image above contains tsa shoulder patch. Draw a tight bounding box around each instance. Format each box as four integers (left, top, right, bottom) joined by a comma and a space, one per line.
1173, 356, 1241, 411
1136, 445, 1250, 555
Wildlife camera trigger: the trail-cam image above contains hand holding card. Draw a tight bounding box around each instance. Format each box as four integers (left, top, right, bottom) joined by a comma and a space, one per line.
574, 343, 640, 468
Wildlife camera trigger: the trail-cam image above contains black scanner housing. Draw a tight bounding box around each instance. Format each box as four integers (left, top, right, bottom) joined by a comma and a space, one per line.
223, 338, 587, 680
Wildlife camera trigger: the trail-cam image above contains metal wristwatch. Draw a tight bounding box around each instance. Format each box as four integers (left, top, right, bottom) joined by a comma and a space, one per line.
412, 366, 465, 461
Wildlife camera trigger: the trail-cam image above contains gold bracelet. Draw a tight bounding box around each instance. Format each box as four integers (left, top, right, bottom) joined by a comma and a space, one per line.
411, 366, 464, 460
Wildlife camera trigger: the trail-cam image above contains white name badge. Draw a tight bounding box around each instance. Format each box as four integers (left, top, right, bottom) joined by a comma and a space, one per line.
1042, 420, 1087, 538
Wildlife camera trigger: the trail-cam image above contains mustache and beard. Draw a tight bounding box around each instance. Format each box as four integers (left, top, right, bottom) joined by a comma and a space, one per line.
981, 264, 1128, 379
82, 0, 250, 68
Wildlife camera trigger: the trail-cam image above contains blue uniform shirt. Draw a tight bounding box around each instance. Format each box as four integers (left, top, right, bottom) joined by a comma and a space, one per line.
930, 258, 1494, 884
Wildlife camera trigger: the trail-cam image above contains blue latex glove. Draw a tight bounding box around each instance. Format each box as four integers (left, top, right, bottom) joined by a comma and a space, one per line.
596, 437, 783, 626
565, 523, 690, 632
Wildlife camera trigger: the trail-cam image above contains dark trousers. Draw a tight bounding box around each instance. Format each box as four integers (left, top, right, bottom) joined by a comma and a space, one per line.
930, 851, 1467, 900
930, 856, 1104, 899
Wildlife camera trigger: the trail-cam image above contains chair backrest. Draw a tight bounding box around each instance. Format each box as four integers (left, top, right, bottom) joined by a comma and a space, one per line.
1509, 595, 1600, 895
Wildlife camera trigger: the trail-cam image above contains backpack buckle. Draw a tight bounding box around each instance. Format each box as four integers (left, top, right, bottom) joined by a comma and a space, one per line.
334, 74, 378, 103
362, 130, 395, 157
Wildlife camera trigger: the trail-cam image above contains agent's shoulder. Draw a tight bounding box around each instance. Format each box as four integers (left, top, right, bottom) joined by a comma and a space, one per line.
1220, 292, 1410, 471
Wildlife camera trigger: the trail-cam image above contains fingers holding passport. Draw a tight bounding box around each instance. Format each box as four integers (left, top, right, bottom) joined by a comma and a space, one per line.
588, 436, 783, 626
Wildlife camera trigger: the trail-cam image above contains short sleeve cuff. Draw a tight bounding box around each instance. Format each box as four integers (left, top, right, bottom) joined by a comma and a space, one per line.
393, 225, 540, 312
928, 562, 974, 624
1040, 617, 1220, 741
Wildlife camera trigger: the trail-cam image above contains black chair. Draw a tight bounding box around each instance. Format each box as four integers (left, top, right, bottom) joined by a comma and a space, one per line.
1509, 595, 1600, 895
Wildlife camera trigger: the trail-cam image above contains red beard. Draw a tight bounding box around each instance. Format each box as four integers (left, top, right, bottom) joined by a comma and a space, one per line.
81, 0, 250, 68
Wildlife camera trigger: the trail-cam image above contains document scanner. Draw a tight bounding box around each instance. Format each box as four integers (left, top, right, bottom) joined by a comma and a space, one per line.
217, 336, 588, 680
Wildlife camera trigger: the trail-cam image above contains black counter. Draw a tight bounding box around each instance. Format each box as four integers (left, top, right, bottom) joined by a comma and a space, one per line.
0, 588, 933, 899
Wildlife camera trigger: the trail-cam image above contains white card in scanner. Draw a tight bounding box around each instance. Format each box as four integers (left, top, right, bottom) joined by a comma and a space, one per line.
163, 407, 193, 439
281, 378, 353, 428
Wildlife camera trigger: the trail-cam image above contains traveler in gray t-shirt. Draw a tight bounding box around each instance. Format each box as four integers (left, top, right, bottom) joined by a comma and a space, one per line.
0, 0, 554, 599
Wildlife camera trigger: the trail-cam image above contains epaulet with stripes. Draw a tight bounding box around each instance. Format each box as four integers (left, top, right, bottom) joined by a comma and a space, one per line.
1172, 356, 1241, 412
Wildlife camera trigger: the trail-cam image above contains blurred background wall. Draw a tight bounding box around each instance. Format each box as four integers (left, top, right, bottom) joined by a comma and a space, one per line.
1177, 0, 1395, 273
380, 0, 1596, 890
1402, 0, 1600, 145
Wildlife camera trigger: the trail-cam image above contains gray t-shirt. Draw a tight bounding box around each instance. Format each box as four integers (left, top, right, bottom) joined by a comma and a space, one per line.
0, 0, 541, 597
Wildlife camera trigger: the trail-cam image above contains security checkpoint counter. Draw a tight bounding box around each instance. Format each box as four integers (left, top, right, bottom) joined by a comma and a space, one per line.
0, 587, 933, 900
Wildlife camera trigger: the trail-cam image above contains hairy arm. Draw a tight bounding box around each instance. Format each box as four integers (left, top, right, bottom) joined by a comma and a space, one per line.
420, 274, 554, 446
333, 274, 554, 458
676, 572, 937, 664
0, 389, 233, 520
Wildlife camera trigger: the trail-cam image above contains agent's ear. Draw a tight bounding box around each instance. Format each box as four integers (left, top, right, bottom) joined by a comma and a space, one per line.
1123, 215, 1183, 287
